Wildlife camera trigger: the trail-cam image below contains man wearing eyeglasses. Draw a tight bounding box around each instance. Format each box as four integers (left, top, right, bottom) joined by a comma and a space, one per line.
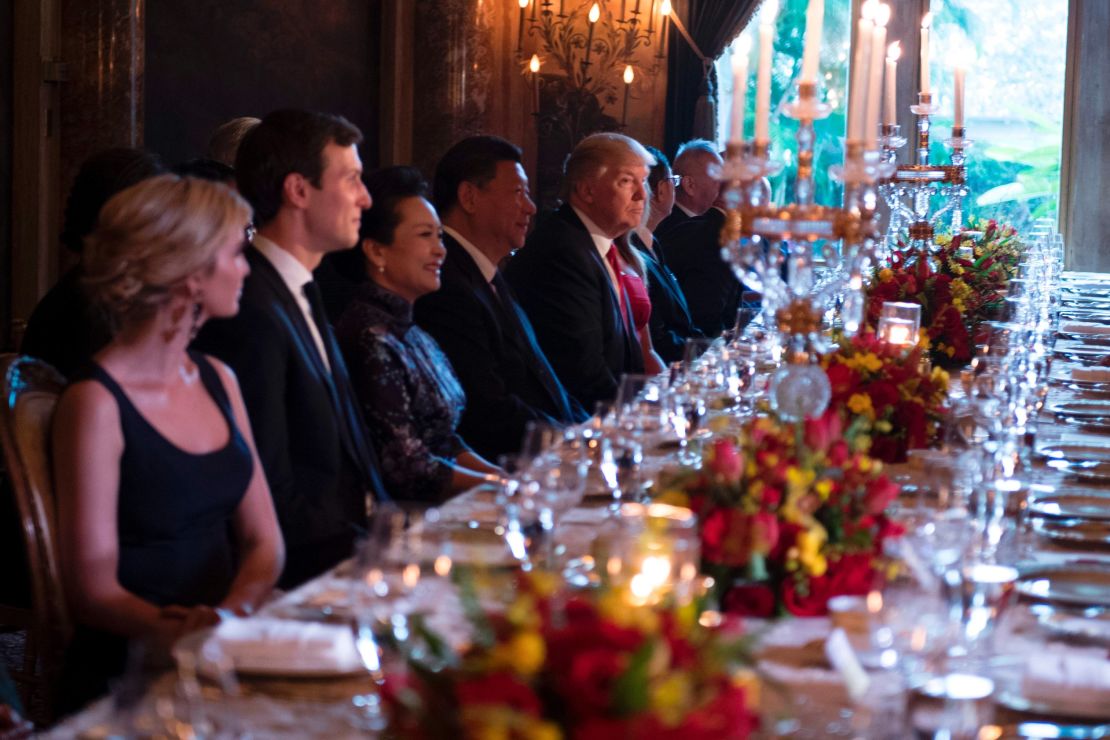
656, 139, 723, 239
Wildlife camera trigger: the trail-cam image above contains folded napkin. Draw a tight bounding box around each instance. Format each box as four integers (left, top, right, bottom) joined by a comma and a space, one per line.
1072, 367, 1110, 383
1063, 322, 1110, 335
205, 618, 363, 675
1021, 645, 1110, 710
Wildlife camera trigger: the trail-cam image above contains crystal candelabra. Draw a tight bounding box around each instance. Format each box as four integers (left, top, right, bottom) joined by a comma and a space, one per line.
877, 92, 973, 262
719, 82, 892, 421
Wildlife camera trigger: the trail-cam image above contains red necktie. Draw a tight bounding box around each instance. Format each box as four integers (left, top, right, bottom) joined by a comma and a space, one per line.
605, 245, 631, 332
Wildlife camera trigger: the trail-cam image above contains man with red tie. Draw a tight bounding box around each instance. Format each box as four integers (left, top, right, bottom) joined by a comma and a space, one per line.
504, 133, 651, 409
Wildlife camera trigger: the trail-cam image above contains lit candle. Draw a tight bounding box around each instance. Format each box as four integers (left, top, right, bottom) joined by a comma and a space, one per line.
847, 0, 875, 142
585, 2, 600, 68
530, 54, 542, 113
729, 34, 752, 146
878, 316, 914, 346
800, 0, 825, 84
622, 64, 634, 126
517, 0, 528, 52
755, 0, 777, 142
953, 58, 967, 129
884, 41, 900, 126
863, 3, 888, 149
920, 12, 932, 95
658, 0, 671, 58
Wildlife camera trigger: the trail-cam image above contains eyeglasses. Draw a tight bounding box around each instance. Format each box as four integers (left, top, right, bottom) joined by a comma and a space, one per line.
668, 175, 683, 187
244, 224, 257, 246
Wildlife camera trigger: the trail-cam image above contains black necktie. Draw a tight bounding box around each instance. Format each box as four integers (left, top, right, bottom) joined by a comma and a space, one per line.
303, 280, 390, 503
490, 271, 576, 423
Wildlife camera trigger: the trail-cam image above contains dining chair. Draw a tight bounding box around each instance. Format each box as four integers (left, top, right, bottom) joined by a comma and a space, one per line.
0, 354, 71, 723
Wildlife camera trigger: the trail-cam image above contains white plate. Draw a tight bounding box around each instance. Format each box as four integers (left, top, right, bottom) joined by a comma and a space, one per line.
1017, 564, 1110, 609
1038, 444, 1110, 465
1032, 517, 1110, 548
1029, 494, 1110, 521
1036, 606, 1110, 644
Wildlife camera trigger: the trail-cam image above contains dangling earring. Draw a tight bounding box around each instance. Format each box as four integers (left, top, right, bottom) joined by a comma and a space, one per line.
162, 303, 187, 343
188, 296, 204, 340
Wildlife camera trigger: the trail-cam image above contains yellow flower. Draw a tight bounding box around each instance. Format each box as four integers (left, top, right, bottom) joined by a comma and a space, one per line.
521, 719, 562, 740
847, 393, 874, 418
651, 672, 694, 726
814, 478, 833, 500
597, 591, 659, 633
874, 419, 892, 434
797, 529, 827, 576
931, 366, 950, 390
917, 329, 931, 350
732, 668, 761, 710
488, 630, 546, 677
506, 594, 540, 630
879, 267, 894, 283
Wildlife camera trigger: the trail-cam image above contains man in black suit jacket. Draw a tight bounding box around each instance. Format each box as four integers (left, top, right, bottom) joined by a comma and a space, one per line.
194, 109, 387, 587
662, 202, 742, 338
637, 145, 703, 363
505, 133, 650, 409
655, 139, 723, 240
414, 136, 587, 460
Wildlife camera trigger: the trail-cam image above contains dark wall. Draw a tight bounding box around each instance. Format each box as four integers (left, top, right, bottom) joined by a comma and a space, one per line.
145, 0, 381, 169
0, 0, 12, 349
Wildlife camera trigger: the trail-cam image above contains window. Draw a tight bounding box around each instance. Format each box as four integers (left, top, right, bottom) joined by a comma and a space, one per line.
713, 0, 1069, 238
714, 0, 851, 207
929, 0, 1068, 234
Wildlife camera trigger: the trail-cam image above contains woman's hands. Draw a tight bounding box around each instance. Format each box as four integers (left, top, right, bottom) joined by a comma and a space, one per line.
155, 604, 222, 646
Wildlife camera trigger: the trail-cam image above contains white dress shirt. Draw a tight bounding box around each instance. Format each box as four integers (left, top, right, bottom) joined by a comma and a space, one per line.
570, 205, 622, 295
675, 202, 698, 218
254, 235, 331, 372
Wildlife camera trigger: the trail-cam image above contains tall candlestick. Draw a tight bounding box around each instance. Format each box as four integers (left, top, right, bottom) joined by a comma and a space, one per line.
584, 2, 600, 69
531, 0, 537, 21
847, 0, 875, 142
953, 62, 966, 128
729, 34, 752, 146
884, 41, 900, 126
647, 0, 655, 32
517, 0, 528, 52
755, 0, 777, 142
530, 54, 542, 113
658, 0, 671, 59
920, 12, 932, 95
800, 0, 825, 84
863, 3, 888, 149
622, 64, 634, 126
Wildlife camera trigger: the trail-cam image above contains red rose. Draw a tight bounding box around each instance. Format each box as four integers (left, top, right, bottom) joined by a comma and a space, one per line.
826, 362, 860, 398
782, 573, 833, 616
804, 409, 842, 453
867, 380, 899, 412
708, 439, 743, 482
455, 672, 542, 716
722, 582, 776, 617
702, 509, 759, 568
567, 648, 626, 715
827, 553, 878, 597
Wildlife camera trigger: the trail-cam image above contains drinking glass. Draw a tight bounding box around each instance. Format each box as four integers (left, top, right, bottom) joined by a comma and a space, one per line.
906, 673, 995, 740
598, 433, 644, 511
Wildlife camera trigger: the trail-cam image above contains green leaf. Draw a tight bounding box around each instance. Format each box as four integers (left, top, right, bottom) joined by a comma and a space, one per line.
611, 639, 655, 715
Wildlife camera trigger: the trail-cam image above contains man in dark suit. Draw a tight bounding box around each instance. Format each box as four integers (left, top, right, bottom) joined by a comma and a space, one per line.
655, 139, 723, 240
414, 136, 587, 460
194, 109, 387, 587
637, 145, 703, 363
505, 133, 649, 409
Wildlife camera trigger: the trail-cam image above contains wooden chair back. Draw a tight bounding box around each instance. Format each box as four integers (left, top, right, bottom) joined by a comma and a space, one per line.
0, 354, 70, 721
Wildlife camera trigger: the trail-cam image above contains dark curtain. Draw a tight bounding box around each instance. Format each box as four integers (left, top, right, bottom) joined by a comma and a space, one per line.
663, 0, 762, 157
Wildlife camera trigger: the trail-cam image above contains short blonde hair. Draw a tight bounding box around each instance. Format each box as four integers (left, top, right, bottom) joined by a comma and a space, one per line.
560, 132, 655, 201
83, 174, 252, 325
207, 116, 261, 167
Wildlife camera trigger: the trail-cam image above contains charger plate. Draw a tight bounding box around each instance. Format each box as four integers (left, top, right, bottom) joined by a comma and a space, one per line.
1016, 563, 1110, 608
1031, 517, 1110, 549
1029, 494, 1110, 521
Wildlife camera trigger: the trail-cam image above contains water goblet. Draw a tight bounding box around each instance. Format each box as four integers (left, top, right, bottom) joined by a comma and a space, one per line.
598, 433, 644, 511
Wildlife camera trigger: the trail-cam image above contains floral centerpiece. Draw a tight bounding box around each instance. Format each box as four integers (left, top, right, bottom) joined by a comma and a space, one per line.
866, 218, 1023, 367
381, 572, 760, 739
822, 331, 950, 463
654, 411, 902, 618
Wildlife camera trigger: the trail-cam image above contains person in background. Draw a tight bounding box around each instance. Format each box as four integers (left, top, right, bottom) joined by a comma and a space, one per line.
0, 664, 32, 738
655, 139, 723, 239
54, 174, 284, 710
206, 116, 260, 168
505, 133, 651, 409
335, 166, 503, 502
415, 135, 587, 460
194, 109, 388, 588
21, 148, 166, 378
173, 157, 237, 185
632, 146, 703, 364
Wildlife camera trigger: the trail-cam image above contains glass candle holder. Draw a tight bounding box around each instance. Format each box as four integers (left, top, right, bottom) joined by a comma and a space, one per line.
596, 502, 700, 607
880, 301, 922, 336
878, 316, 916, 347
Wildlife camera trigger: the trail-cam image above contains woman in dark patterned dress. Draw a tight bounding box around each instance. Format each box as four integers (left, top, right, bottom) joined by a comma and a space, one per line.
334, 167, 503, 503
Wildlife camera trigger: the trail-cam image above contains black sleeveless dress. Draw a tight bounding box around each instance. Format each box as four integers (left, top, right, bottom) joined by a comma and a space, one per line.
61, 353, 254, 710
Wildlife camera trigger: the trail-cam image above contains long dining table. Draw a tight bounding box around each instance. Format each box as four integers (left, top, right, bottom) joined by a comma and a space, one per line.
45, 273, 1110, 739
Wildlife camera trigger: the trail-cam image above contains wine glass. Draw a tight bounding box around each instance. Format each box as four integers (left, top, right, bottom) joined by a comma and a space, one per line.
598, 433, 644, 512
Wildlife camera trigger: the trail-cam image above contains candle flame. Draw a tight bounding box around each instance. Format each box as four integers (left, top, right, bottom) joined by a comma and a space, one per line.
955, 49, 977, 70
873, 3, 890, 27
623, 64, 635, 84
761, 0, 778, 24
866, 590, 883, 613
734, 33, 752, 56
402, 563, 421, 590
529, 53, 541, 73
588, 2, 600, 23
660, 0, 672, 17
519, 0, 528, 7
860, 0, 879, 21
887, 40, 901, 61
433, 555, 452, 577
921, 11, 932, 29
